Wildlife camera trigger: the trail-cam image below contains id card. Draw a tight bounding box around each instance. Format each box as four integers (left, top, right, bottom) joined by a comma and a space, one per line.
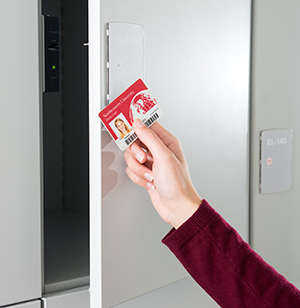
98, 79, 163, 151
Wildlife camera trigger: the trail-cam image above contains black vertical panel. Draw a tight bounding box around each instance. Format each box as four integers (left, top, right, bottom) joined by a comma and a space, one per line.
42, 0, 89, 213
42, 0, 89, 293
42, 0, 63, 211
44, 15, 60, 92
62, 0, 89, 214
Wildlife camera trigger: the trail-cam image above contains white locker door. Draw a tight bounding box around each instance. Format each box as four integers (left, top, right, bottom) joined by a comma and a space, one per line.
251, 0, 300, 289
89, 0, 251, 307
42, 288, 89, 308
89, 0, 102, 307
0, 0, 42, 306
11, 301, 41, 308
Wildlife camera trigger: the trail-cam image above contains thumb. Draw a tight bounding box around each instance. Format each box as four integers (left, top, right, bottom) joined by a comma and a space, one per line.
133, 119, 169, 159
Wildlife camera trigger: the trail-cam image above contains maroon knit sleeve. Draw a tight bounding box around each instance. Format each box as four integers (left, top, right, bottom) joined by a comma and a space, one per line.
162, 199, 300, 308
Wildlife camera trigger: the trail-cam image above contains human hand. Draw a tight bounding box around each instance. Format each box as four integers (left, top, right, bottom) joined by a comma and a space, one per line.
124, 119, 202, 229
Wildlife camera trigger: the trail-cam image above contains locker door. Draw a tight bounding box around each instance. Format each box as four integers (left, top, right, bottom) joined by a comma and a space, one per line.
89, 0, 251, 307
10, 301, 41, 308
88, 0, 102, 307
251, 0, 300, 289
0, 0, 42, 306
42, 288, 89, 308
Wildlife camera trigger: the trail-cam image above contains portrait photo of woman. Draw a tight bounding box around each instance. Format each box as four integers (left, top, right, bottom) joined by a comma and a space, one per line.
114, 117, 131, 139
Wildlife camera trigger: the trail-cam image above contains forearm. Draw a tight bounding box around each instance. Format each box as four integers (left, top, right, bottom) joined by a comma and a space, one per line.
162, 200, 300, 308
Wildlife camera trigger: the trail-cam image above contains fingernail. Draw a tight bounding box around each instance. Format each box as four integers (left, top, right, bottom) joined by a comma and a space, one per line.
135, 153, 144, 163
147, 182, 155, 190
135, 118, 146, 128
144, 172, 153, 182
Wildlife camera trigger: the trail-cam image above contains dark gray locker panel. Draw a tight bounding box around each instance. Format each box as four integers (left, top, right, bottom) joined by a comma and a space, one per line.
42, 0, 90, 294
0, 0, 42, 306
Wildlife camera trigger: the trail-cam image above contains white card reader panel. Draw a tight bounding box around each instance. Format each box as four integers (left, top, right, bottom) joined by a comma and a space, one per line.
260, 129, 293, 194
107, 22, 145, 105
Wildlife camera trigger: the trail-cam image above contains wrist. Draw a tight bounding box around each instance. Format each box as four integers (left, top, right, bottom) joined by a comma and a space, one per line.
170, 197, 202, 229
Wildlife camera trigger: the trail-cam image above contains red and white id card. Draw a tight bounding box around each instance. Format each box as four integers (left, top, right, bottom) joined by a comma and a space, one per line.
98, 79, 163, 151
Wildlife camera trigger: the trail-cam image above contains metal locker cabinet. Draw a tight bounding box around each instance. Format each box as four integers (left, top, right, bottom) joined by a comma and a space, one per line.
88, 0, 251, 307
250, 0, 300, 289
0, 0, 42, 306
0, 0, 91, 307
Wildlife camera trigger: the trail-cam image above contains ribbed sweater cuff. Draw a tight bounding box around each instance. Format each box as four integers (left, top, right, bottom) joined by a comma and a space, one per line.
162, 199, 216, 251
